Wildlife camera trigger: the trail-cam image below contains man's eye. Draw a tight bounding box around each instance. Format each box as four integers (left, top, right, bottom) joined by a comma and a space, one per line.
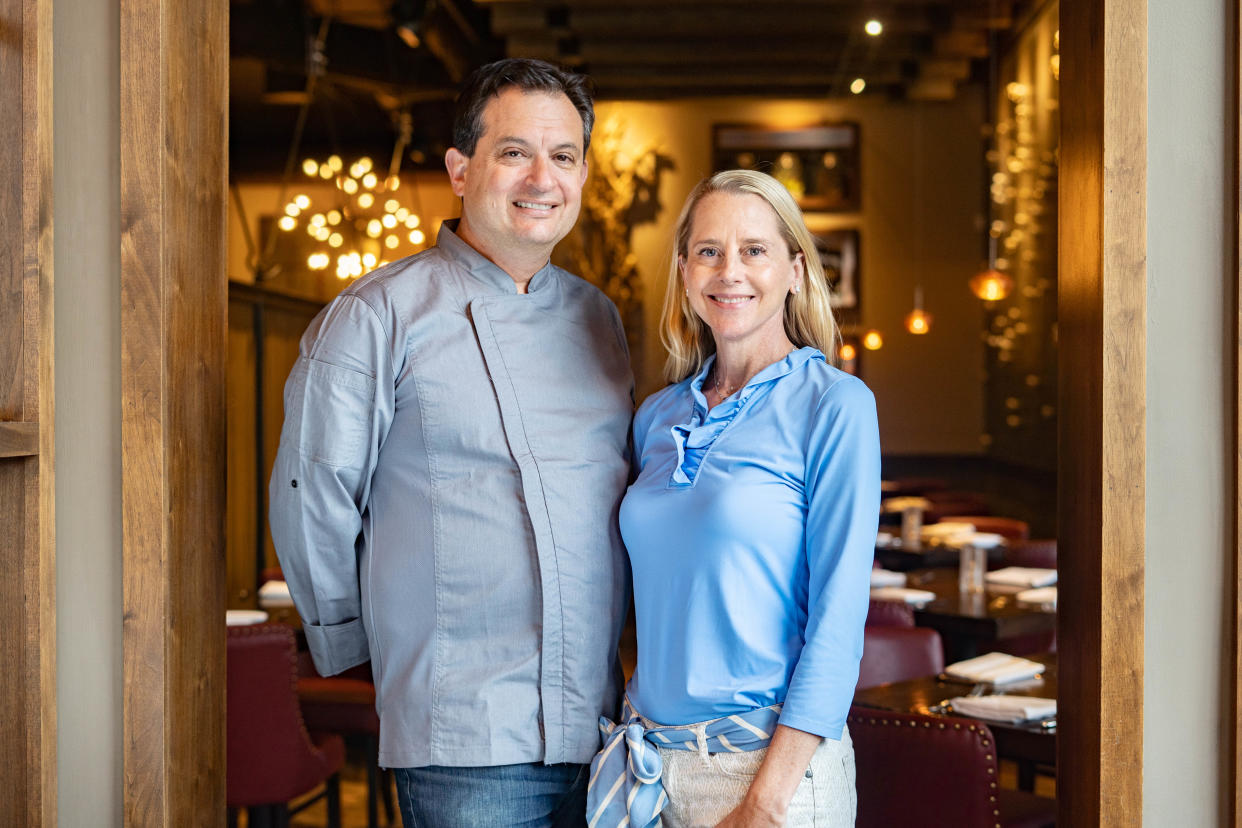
554, 153, 576, 164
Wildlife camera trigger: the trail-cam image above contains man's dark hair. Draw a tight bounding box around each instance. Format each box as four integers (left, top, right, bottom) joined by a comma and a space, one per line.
452, 58, 595, 157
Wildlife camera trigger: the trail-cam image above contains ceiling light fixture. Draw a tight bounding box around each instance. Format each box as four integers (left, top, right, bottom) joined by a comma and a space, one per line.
850, 78, 866, 94
864, 19, 883, 36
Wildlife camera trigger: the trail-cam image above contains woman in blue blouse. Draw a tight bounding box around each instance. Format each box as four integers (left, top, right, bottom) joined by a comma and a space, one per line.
588, 170, 880, 828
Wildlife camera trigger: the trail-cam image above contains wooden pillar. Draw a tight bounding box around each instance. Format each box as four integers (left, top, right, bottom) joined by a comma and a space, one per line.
1059, 0, 1147, 824
120, 0, 228, 823
0, 0, 56, 824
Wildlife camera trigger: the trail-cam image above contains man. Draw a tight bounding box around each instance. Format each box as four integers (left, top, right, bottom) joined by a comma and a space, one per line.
269, 59, 633, 827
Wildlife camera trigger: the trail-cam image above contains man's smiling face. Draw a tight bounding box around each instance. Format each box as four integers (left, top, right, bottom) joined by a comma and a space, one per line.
446, 87, 588, 271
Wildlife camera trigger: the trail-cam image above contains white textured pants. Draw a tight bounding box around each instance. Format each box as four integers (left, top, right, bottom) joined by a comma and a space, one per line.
655, 727, 856, 828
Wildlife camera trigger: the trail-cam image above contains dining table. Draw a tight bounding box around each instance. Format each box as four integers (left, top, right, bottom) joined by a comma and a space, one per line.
891, 567, 1057, 662
852, 651, 1058, 791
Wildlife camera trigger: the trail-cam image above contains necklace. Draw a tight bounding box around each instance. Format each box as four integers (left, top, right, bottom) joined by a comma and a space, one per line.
712, 365, 740, 400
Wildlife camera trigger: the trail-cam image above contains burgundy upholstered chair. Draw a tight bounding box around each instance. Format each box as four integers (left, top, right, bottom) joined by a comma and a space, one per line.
1001, 539, 1057, 570
227, 623, 343, 828
856, 626, 945, 690
848, 706, 1055, 828
298, 657, 396, 828
865, 599, 916, 628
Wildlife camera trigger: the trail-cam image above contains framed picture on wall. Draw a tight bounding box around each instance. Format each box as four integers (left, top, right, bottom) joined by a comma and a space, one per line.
801, 221, 860, 326
712, 122, 861, 212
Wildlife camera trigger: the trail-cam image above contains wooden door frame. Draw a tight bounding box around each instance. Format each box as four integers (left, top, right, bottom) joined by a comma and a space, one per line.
1, 0, 55, 824
0, 0, 1156, 823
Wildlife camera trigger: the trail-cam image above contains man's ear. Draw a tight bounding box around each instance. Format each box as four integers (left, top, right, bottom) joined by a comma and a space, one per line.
579, 157, 589, 187
445, 148, 469, 197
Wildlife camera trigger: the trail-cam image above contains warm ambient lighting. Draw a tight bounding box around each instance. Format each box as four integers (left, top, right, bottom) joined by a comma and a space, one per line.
864, 19, 883, 36
862, 330, 883, 350
905, 287, 932, 334
850, 78, 866, 95
969, 268, 1014, 301
839, 343, 857, 362
280, 154, 430, 279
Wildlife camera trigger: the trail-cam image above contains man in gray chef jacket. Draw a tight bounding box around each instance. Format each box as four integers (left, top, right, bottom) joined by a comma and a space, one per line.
269, 58, 633, 827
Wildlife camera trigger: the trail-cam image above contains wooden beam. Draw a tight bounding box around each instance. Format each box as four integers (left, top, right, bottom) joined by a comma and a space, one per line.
1233, 0, 1242, 817
0, 0, 55, 824
0, 422, 40, 458
1058, 0, 1147, 824
120, 0, 227, 823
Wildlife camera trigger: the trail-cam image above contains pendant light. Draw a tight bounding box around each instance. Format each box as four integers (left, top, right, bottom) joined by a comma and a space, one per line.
905, 287, 932, 335
970, 0, 1014, 302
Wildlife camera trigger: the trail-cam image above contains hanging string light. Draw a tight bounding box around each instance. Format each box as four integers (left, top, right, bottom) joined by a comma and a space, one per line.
862, 329, 884, 350
905, 286, 932, 335
970, 0, 1014, 302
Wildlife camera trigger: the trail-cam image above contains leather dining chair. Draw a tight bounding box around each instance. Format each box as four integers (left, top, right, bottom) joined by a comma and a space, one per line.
865, 598, 916, 628
848, 706, 1055, 828
297, 656, 396, 828
1001, 539, 1057, 570
227, 623, 344, 828
856, 626, 944, 690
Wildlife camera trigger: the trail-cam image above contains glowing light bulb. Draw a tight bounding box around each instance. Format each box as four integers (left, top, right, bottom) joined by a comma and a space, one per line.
302, 159, 319, 176
294, 194, 310, 209
382, 214, 397, 229
342, 178, 358, 195
862, 330, 884, 350
315, 226, 331, 242
905, 309, 931, 335
385, 199, 400, 213
864, 19, 883, 35
319, 166, 333, 180
395, 207, 410, 221
385, 235, 399, 249
362, 172, 378, 190
409, 229, 425, 245
310, 213, 326, 227
358, 192, 375, 209
363, 253, 377, 268
278, 215, 296, 231
839, 343, 857, 362
357, 157, 373, 174
366, 219, 383, 238
327, 155, 343, 172
850, 78, 866, 95
284, 203, 300, 217
969, 268, 1014, 302
405, 214, 421, 229
327, 210, 342, 226
385, 175, 400, 191
328, 232, 344, 248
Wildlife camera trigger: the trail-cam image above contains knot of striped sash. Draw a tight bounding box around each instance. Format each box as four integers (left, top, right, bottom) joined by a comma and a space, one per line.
586, 697, 781, 828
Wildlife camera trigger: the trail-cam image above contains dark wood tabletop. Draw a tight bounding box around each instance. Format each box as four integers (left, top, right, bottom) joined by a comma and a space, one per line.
892, 568, 1057, 661
852, 651, 1057, 790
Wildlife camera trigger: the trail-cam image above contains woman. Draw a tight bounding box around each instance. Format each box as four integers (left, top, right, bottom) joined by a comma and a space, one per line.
588, 170, 880, 828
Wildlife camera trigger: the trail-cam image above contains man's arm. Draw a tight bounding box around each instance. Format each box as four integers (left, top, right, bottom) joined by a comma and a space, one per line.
268, 294, 396, 676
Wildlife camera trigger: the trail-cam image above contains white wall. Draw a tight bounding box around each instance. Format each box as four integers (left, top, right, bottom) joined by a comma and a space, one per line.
53, 0, 122, 824
1145, 0, 1231, 820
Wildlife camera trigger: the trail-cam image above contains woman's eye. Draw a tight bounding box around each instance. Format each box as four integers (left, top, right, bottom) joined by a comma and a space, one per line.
744, 246, 765, 256
697, 248, 718, 258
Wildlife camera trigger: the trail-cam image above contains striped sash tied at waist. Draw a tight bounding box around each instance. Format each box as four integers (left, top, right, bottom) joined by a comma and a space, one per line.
586, 696, 782, 828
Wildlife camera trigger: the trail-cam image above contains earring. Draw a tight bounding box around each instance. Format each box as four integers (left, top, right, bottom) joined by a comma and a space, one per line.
792, 283, 800, 295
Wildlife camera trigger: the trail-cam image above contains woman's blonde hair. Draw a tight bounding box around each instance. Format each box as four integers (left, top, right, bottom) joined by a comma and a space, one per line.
659, 169, 841, 383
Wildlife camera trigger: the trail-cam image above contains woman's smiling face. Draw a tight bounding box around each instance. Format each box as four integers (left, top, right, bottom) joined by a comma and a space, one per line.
679, 191, 804, 351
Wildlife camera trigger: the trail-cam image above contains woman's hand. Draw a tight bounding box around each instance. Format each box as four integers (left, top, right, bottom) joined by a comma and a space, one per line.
714, 798, 785, 827
713, 724, 823, 828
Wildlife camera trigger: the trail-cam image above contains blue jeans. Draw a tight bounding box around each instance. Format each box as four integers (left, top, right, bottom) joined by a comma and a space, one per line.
394, 762, 588, 828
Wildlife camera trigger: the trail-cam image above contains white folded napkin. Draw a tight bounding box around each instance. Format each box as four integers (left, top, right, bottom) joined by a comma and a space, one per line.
986, 567, 1058, 588
948, 694, 1056, 724
870, 568, 907, 588
881, 496, 931, 513
945, 531, 1006, 550
226, 609, 269, 627
944, 652, 1046, 685
869, 586, 936, 606
258, 579, 295, 608
1015, 586, 1058, 609
920, 522, 976, 544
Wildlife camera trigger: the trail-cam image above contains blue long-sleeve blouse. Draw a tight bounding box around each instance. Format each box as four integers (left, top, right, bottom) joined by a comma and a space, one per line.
619, 347, 880, 739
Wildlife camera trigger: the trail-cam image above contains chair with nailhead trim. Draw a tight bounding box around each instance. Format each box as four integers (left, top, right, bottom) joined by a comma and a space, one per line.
848, 706, 1055, 828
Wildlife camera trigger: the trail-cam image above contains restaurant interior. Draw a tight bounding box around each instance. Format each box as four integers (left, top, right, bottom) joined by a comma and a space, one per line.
225, 0, 1062, 824
10, 0, 1236, 825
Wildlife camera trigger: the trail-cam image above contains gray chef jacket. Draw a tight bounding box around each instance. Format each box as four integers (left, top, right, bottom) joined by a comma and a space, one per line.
269, 222, 634, 768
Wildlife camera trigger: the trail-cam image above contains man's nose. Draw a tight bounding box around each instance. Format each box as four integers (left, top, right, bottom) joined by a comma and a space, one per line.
526, 155, 555, 190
